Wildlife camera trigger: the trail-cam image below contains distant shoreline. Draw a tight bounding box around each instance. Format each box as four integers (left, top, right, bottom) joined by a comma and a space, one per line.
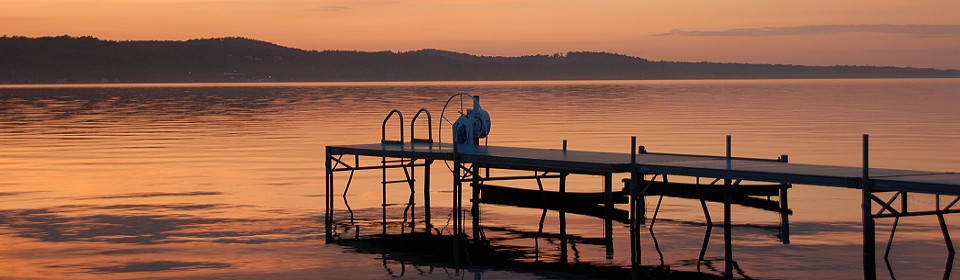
2, 36, 958, 84
3, 77, 959, 89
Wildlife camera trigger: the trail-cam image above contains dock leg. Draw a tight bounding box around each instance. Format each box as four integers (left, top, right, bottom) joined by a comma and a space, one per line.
779, 155, 790, 245
452, 146, 462, 267
698, 220, 713, 272
409, 160, 416, 232
325, 148, 333, 242
942, 211, 956, 280
698, 180, 712, 272
604, 173, 614, 259
882, 216, 899, 280
472, 164, 481, 242
700, 194, 713, 226
650, 174, 668, 230
862, 134, 877, 280
382, 156, 388, 236
629, 136, 641, 280
724, 178, 733, 279
780, 185, 790, 244
424, 160, 432, 234
560, 171, 568, 265
723, 135, 734, 279
946, 250, 956, 280
938, 212, 955, 255
536, 208, 547, 262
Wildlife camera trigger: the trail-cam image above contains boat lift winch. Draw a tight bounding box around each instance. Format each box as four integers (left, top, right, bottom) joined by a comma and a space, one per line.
440, 93, 491, 146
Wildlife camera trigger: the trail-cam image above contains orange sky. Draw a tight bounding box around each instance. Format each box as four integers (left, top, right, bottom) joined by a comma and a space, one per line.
2, 0, 960, 69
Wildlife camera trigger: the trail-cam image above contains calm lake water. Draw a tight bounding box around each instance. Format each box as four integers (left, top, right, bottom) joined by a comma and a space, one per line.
0, 79, 958, 279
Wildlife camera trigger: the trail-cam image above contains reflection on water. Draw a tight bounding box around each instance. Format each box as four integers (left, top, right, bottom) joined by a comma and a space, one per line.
1, 79, 958, 279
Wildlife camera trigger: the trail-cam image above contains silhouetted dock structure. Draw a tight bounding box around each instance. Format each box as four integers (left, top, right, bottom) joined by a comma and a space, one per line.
325, 107, 959, 280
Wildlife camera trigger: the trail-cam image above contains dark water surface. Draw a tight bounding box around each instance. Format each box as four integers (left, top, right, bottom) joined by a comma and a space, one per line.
0, 79, 958, 279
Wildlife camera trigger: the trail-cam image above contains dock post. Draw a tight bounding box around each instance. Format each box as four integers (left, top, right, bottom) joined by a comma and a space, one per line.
452, 144, 462, 267
724, 135, 734, 278
472, 164, 481, 242
325, 147, 333, 242
424, 159, 433, 234
779, 154, 791, 244
862, 134, 877, 280
604, 173, 614, 259
638, 146, 647, 225
629, 136, 641, 279
559, 171, 568, 264
408, 160, 416, 233
381, 155, 388, 236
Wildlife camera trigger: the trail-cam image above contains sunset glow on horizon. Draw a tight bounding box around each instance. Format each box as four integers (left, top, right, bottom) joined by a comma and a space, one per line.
2, 0, 960, 69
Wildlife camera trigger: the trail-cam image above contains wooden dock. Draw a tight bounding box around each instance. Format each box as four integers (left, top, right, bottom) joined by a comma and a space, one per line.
325, 136, 960, 279
327, 141, 960, 194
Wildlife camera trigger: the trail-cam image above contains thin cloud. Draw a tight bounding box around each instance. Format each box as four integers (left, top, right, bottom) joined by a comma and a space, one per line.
317, 5, 351, 12
654, 24, 960, 37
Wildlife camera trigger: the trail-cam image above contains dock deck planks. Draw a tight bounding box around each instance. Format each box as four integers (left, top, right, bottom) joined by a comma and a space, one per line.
328, 142, 960, 195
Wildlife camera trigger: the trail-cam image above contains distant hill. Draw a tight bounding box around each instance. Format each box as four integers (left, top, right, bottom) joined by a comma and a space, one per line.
1, 35, 958, 84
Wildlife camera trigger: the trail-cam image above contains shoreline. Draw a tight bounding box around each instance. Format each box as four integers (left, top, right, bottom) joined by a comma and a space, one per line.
2, 77, 959, 89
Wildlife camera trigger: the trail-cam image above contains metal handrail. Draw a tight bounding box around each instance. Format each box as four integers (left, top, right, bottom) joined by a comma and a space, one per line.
410, 108, 433, 143
381, 109, 404, 144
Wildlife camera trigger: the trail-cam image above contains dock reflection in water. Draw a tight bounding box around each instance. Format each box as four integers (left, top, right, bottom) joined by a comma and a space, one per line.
332, 166, 796, 279
335, 170, 955, 279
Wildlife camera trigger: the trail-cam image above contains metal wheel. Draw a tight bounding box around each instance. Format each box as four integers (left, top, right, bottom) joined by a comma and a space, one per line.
438, 92, 473, 146
439, 93, 475, 173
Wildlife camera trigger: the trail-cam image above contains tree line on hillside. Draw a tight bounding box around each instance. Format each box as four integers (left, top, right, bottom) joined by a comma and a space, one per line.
1, 35, 957, 84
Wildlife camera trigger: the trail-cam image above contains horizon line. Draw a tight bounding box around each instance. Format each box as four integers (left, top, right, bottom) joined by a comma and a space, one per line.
3, 34, 958, 71
4, 77, 960, 89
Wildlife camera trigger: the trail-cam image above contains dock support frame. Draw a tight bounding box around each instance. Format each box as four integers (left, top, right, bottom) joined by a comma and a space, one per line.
324, 132, 960, 279
324, 150, 432, 242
